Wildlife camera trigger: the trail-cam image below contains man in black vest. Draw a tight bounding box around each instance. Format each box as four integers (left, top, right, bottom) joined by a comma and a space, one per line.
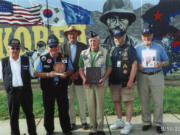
0, 39, 37, 135
35, 34, 73, 135
109, 29, 137, 135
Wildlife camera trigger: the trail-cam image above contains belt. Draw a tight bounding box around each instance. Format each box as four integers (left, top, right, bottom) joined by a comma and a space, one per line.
13, 86, 23, 90
53, 82, 61, 86
140, 70, 162, 75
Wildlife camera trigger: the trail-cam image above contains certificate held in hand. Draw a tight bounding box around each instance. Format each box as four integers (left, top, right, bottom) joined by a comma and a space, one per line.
86, 67, 101, 84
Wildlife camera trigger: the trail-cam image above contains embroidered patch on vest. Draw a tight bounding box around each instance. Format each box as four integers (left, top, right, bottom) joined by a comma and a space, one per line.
47, 58, 52, 63
41, 56, 47, 62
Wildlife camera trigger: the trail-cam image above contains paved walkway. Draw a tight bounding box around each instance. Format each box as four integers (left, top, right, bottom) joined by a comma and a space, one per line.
0, 114, 180, 135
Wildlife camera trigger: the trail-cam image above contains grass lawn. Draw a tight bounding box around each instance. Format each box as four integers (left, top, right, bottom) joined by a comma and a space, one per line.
0, 86, 180, 120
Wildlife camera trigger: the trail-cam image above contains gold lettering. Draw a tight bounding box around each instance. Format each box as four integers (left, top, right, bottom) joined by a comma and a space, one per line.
0, 28, 12, 58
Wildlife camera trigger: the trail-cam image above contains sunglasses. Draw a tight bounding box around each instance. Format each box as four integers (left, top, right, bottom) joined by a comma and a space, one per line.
49, 45, 58, 48
11, 47, 20, 50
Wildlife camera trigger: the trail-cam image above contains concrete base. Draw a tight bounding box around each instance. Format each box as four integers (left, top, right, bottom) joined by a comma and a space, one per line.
0, 114, 179, 135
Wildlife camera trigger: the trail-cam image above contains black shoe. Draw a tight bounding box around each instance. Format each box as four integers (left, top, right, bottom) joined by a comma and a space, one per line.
71, 123, 76, 130
142, 125, 152, 131
97, 131, 106, 135
82, 123, 89, 130
64, 131, 72, 135
156, 126, 163, 134
46, 132, 53, 135
89, 132, 96, 135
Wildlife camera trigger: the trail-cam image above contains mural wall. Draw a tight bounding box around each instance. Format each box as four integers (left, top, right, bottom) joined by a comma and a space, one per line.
0, 0, 180, 73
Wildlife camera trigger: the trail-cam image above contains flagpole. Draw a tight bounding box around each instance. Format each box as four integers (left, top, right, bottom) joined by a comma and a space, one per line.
46, 0, 50, 35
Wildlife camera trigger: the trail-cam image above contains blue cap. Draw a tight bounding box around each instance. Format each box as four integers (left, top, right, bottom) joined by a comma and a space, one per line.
113, 29, 125, 36
141, 28, 152, 35
47, 34, 59, 47
89, 31, 98, 38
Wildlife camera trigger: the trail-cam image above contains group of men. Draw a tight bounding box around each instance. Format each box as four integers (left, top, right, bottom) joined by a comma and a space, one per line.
0, 0, 169, 135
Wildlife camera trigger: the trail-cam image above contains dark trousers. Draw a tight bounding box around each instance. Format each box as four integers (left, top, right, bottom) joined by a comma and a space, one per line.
7, 88, 37, 135
42, 84, 71, 133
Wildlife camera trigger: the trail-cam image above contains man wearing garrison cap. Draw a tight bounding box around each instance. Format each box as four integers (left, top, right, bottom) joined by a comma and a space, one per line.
79, 31, 112, 135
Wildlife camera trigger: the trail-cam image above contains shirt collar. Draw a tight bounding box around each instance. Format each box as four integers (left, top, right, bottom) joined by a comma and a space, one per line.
10, 56, 21, 63
69, 41, 77, 46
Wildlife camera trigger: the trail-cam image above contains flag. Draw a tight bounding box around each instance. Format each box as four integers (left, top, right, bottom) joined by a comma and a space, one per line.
0, 0, 42, 26
39, 4, 66, 26
61, 1, 93, 25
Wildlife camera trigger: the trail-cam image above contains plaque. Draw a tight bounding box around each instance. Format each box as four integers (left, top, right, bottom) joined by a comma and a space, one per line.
86, 67, 101, 84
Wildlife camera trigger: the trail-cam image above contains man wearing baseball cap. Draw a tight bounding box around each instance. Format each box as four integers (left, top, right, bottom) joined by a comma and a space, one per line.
0, 39, 37, 135
109, 29, 137, 134
35, 34, 74, 135
135, 28, 168, 133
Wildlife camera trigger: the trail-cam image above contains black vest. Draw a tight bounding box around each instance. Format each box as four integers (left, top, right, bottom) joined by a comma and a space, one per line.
2, 56, 31, 93
109, 45, 133, 87
40, 53, 69, 90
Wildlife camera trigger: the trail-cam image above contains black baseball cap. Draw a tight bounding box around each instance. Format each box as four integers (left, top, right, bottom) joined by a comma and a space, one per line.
8, 39, 20, 47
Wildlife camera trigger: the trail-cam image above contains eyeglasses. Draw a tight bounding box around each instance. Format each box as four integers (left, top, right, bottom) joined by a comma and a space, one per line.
11, 47, 20, 50
49, 45, 58, 48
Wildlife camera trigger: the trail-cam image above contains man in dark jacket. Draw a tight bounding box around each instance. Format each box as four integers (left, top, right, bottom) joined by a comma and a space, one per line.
62, 26, 88, 130
0, 39, 37, 135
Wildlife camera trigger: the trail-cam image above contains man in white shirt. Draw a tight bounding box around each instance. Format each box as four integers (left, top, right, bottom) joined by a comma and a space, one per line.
0, 39, 37, 135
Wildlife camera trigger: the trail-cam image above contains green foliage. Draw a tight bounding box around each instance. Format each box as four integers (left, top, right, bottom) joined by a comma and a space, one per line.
0, 86, 180, 120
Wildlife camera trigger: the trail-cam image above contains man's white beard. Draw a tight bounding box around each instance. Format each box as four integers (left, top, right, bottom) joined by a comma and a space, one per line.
114, 41, 121, 47
144, 41, 152, 46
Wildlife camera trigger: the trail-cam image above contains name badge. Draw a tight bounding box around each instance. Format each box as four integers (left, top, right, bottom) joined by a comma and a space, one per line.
61, 58, 68, 63
23, 65, 29, 70
117, 61, 121, 67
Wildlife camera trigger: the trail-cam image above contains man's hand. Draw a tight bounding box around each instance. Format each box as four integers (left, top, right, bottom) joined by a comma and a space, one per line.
98, 78, 105, 86
70, 71, 79, 80
138, 64, 144, 70
127, 80, 134, 89
82, 78, 90, 87
49, 71, 56, 78
154, 62, 162, 68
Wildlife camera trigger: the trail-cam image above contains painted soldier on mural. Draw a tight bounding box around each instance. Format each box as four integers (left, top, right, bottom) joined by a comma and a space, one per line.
99, 0, 140, 50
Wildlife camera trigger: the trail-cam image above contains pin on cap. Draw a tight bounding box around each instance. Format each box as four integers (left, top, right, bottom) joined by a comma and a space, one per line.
89, 31, 98, 38
141, 28, 152, 35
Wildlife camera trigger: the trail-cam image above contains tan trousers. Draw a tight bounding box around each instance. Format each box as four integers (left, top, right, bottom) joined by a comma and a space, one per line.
85, 86, 107, 132
137, 71, 164, 126
68, 83, 87, 124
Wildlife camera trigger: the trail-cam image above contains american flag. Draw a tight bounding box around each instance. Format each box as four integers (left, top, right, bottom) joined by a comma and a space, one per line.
0, 0, 42, 26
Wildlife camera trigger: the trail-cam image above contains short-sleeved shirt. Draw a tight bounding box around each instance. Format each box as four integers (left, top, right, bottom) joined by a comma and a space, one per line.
135, 42, 168, 72
78, 50, 112, 67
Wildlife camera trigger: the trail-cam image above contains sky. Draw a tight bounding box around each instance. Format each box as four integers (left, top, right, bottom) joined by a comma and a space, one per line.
7, 0, 160, 11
